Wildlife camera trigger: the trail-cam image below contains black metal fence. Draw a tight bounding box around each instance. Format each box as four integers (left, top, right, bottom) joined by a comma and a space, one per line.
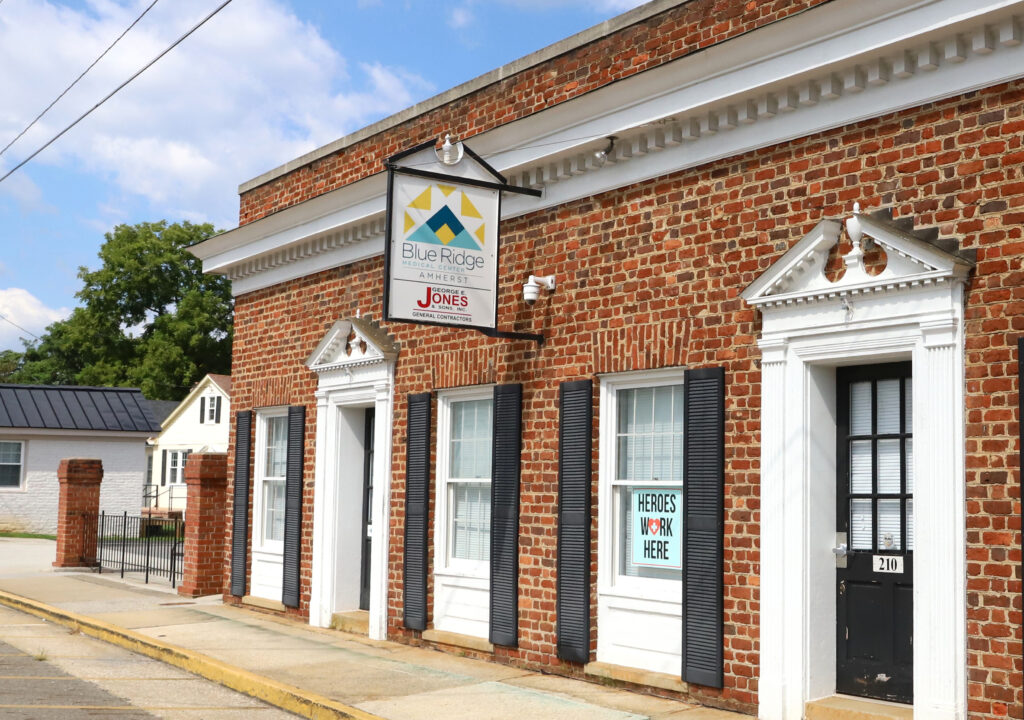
92, 511, 184, 587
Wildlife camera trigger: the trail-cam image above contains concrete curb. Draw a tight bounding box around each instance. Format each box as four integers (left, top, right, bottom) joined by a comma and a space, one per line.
0, 589, 383, 720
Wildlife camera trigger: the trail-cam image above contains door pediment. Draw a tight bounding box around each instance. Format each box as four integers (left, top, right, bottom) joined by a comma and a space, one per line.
306, 316, 398, 375
741, 204, 974, 309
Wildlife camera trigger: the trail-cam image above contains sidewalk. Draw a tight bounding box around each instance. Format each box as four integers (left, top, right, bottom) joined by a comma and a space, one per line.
0, 538, 743, 720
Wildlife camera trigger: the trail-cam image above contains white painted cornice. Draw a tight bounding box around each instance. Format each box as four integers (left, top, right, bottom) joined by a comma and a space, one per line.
192, 0, 1024, 297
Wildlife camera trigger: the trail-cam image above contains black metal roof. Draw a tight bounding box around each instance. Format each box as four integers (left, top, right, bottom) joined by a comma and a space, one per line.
0, 385, 162, 433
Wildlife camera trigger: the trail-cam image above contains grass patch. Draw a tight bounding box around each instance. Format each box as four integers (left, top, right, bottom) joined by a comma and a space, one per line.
0, 532, 56, 540
33, 649, 48, 662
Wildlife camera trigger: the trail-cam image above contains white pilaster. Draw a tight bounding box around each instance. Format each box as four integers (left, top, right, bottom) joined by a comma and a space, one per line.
757, 340, 788, 720
914, 319, 967, 720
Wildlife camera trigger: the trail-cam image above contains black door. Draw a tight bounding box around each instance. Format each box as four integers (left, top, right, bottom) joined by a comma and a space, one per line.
836, 363, 913, 704
359, 408, 375, 611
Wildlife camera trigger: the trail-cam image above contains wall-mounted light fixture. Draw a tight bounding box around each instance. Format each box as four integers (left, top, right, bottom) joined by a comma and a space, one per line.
523, 274, 556, 304
593, 136, 616, 166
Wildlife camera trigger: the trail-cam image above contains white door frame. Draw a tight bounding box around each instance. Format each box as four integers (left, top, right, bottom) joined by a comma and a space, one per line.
744, 210, 971, 719
307, 318, 396, 640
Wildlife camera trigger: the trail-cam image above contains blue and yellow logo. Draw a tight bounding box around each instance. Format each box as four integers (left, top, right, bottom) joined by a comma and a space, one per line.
403, 184, 486, 251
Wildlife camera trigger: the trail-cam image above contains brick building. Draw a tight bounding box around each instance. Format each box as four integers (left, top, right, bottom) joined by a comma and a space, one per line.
191, 1, 1023, 718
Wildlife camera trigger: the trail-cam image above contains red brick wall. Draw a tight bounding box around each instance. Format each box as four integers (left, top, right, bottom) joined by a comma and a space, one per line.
237, 0, 834, 226
226, 80, 1024, 718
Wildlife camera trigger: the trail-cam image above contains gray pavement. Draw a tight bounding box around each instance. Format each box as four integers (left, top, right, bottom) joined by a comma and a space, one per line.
0, 604, 298, 719
0, 538, 744, 720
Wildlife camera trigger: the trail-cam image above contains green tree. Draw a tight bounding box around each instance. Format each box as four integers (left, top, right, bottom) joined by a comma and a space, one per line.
13, 221, 232, 400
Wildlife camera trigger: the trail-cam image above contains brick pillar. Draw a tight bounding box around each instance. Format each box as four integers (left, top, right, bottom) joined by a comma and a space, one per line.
178, 452, 229, 598
53, 458, 102, 568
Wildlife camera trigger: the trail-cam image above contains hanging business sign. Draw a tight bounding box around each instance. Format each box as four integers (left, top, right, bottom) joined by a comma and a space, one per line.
630, 487, 682, 569
387, 174, 499, 328
383, 137, 541, 338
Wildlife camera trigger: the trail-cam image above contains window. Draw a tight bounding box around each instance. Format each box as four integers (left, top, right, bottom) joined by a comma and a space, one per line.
445, 396, 493, 567
207, 395, 219, 423
258, 413, 288, 547
614, 384, 684, 582
166, 450, 190, 484
0, 441, 24, 489
597, 369, 687, 675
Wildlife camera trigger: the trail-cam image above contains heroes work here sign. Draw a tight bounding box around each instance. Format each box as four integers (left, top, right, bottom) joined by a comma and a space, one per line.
630, 487, 682, 569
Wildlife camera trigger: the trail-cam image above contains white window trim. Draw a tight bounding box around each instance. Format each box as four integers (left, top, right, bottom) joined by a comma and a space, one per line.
0, 439, 26, 492
253, 407, 289, 555
167, 449, 189, 485
434, 384, 494, 581
206, 394, 218, 423
597, 367, 686, 603
596, 368, 686, 675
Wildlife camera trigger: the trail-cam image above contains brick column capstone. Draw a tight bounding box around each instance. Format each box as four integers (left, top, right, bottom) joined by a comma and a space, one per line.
178, 452, 229, 598
53, 458, 103, 568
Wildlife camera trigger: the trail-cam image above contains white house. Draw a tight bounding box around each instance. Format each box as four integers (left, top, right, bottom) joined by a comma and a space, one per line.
146, 374, 231, 513
0, 384, 161, 535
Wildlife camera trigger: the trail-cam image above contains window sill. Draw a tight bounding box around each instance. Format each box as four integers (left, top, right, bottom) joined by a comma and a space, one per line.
584, 661, 688, 694
422, 628, 493, 653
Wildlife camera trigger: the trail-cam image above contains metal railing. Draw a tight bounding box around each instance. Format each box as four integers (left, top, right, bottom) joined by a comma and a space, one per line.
94, 511, 184, 587
143, 484, 187, 511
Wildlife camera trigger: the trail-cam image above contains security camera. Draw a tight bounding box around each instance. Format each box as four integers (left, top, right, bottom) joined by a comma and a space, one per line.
523, 274, 556, 304
523, 280, 541, 304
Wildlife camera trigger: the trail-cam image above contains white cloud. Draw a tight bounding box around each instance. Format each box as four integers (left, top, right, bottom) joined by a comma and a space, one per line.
0, 288, 70, 351
449, 6, 474, 29
0, 0, 434, 227
500, 0, 647, 10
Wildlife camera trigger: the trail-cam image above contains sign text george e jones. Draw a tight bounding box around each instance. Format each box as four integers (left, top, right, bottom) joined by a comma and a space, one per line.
384, 158, 501, 330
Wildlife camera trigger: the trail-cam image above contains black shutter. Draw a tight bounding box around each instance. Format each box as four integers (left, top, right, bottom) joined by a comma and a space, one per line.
230, 411, 252, 597
490, 384, 522, 647
200, 397, 206, 424
282, 405, 306, 608
404, 393, 431, 630
681, 366, 725, 687
215, 396, 222, 424
161, 449, 168, 486
556, 379, 592, 663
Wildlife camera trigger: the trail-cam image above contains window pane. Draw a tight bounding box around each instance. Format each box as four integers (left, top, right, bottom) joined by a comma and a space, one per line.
0, 442, 21, 464
850, 440, 872, 494
877, 379, 901, 434
653, 386, 673, 433
451, 481, 490, 561
263, 479, 285, 543
0, 465, 20, 487
619, 390, 634, 435
266, 416, 288, 477
451, 399, 492, 479
877, 499, 901, 551
877, 439, 901, 494
633, 388, 654, 434
672, 386, 684, 434
850, 499, 873, 550
850, 382, 871, 435
617, 435, 631, 481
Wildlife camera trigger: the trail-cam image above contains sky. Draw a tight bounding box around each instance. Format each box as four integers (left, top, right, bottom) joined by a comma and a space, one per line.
0, 0, 647, 352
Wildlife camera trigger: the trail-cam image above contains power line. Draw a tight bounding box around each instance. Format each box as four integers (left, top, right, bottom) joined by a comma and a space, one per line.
0, 0, 235, 187
0, 0, 161, 160
0, 311, 40, 342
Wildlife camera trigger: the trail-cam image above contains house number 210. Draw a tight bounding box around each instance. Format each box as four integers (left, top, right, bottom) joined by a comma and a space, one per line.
873, 555, 904, 574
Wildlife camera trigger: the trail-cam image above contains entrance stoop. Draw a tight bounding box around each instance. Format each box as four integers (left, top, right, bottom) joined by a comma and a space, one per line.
330, 609, 368, 635
805, 696, 913, 720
